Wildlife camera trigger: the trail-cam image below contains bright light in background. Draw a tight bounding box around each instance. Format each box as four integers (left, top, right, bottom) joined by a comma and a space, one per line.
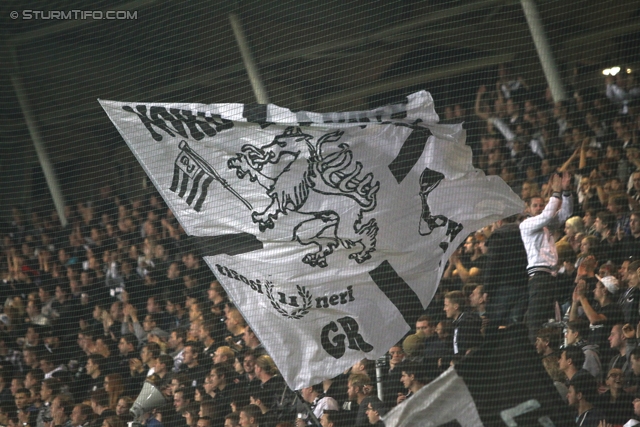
627, 68, 632, 74
603, 66, 621, 76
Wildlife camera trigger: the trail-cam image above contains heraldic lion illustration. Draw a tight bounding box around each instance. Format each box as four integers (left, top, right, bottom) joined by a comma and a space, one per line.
228, 126, 379, 268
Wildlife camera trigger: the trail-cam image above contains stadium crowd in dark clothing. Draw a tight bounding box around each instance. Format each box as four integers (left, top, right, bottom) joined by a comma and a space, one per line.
1, 66, 640, 427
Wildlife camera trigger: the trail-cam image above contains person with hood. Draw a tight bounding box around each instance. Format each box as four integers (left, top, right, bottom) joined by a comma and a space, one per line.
565, 319, 602, 381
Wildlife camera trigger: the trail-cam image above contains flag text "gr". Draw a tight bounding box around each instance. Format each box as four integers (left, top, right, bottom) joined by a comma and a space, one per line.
321, 316, 373, 359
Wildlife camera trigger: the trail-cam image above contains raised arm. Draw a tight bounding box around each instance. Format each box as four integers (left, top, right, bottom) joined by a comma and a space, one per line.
474, 85, 491, 121
449, 251, 473, 283
557, 147, 580, 173
558, 171, 574, 224
520, 174, 563, 234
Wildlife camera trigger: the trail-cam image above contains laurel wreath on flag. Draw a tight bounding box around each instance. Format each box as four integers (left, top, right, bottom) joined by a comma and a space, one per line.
264, 284, 313, 320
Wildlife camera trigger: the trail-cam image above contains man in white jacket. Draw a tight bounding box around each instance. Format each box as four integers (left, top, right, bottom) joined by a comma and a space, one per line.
520, 172, 573, 343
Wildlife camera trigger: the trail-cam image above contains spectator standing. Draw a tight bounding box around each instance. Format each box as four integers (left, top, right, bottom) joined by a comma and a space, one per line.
443, 291, 482, 357
381, 344, 404, 408
483, 215, 529, 330
520, 172, 573, 343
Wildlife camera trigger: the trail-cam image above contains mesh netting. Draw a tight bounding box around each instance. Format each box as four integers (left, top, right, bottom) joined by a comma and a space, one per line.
1, 1, 640, 426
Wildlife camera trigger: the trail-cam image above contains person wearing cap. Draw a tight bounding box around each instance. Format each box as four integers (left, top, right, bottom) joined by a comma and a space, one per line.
520, 171, 573, 343
566, 371, 604, 427
569, 274, 625, 352
401, 334, 425, 364
296, 383, 339, 427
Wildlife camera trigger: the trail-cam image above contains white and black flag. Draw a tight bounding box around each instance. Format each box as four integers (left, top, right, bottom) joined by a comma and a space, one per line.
170, 141, 215, 212
171, 140, 252, 212
383, 325, 574, 426
100, 91, 524, 390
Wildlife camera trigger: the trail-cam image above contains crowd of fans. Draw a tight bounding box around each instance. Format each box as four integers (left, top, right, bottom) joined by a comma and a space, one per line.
0, 65, 639, 427
430, 64, 640, 426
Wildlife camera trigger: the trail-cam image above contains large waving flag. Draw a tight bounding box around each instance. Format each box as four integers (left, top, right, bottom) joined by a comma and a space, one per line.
100, 91, 523, 389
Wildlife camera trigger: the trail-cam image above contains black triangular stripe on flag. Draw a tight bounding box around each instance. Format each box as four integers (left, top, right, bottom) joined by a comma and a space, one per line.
388, 126, 432, 184
193, 175, 214, 212
178, 171, 189, 197
369, 261, 423, 328
186, 233, 263, 257
243, 103, 268, 123
186, 170, 205, 205
170, 164, 181, 192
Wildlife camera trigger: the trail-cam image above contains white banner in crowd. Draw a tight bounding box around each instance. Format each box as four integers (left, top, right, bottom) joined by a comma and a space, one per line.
100, 91, 523, 389
382, 367, 483, 427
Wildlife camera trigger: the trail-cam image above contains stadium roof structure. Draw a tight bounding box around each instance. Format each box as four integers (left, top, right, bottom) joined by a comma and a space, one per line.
0, 0, 639, 215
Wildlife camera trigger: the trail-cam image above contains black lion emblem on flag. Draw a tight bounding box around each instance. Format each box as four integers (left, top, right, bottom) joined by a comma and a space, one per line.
228, 127, 379, 268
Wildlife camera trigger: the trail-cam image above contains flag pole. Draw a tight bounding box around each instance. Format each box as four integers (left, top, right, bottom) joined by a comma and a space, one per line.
178, 140, 253, 210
